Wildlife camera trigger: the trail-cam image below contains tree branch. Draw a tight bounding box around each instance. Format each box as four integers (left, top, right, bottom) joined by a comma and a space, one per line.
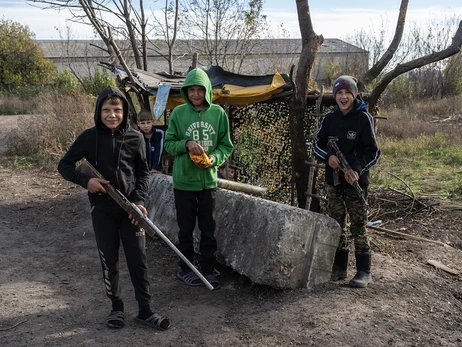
360, 0, 409, 88
368, 20, 462, 110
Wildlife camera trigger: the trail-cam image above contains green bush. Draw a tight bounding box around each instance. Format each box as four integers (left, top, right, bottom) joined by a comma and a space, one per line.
53, 69, 81, 94
0, 19, 55, 87
81, 70, 116, 96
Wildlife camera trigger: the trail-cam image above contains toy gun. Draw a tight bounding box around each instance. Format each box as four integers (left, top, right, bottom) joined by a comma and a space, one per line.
76, 159, 215, 290
327, 140, 368, 211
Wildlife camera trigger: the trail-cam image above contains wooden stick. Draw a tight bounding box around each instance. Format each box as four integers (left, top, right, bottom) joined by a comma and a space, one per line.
367, 225, 449, 247
427, 260, 461, 275
388, 187, 427, 208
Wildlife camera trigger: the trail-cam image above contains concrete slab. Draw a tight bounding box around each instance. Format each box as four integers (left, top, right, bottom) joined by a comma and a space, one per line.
145, 174, 341, 289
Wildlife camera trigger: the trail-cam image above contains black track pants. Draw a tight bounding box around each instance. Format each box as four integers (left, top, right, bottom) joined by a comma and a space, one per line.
174, 188, 217, 275
90, 201, 151, 306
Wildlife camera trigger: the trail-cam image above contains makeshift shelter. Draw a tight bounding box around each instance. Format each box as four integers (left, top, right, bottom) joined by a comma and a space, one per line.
103, 63, 294, 111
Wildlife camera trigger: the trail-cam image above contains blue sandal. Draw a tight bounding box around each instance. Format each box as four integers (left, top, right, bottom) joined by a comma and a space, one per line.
205, 274, 220, 290
177, 271, 205, 287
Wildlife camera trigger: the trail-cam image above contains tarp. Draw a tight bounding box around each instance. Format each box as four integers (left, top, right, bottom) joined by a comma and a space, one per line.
108, 64, 292, 108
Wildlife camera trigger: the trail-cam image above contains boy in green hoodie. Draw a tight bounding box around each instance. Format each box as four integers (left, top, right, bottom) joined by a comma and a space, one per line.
164, 68, 234, 290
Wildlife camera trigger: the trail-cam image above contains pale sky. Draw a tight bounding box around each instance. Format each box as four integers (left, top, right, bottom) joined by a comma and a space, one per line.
0, 0, 461, 40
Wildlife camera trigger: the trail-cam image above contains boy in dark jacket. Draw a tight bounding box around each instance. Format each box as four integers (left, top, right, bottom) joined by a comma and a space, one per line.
165, 68, 234, 290
58, 86, 170, 330
313, 76, 380, 288
137, 109, 165, 174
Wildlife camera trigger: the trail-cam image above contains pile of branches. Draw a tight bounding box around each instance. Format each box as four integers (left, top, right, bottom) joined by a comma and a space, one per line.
368, 186, 441, 223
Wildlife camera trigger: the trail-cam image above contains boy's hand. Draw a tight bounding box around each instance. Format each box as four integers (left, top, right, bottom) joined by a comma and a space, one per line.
87, 178, 110, 194
186, 140, 204, 155
197, 156, 213, 168
129, 204, 147, 225
344, 169, 359, 185
328, 155, 340, 169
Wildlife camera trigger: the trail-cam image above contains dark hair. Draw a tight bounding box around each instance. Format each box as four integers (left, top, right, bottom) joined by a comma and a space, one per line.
137, 109, 153, 122
103, 94, 124, 106
219, 161, 237, 170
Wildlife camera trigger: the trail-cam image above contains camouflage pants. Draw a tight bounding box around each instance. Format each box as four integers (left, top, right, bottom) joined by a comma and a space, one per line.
327, 185, 370, 255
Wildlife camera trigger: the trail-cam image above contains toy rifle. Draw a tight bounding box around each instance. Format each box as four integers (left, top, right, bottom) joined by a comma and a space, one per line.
76, 159, 214, 290
327, 140, 368, 211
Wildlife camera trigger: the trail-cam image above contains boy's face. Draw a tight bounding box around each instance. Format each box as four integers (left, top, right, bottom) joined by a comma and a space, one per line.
187, 85, 206, 108
219, 167, 235, 180
335, 89, 354, 115
101, 99, 123, 132
137, 120, 154, 134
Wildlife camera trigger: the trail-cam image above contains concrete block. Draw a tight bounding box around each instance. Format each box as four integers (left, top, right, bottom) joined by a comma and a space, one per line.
146, 174, 341, 289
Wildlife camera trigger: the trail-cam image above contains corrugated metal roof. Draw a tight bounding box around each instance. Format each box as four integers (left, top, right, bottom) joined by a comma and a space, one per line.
37, 38, 367, 59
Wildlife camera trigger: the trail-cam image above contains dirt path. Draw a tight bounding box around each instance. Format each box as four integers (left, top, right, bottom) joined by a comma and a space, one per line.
0, 115, 462, 346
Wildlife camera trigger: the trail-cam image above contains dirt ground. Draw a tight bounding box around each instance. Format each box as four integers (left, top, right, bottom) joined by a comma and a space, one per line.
0, 115, 461, 347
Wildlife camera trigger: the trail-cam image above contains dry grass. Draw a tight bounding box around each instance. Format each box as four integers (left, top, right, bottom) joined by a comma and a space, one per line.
377, 96, 462, 144
6, 92, 95, 165
0, 95, 41, 115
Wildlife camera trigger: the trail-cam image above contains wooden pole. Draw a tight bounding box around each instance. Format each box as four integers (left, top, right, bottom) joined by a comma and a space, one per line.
368, 225, 449, 247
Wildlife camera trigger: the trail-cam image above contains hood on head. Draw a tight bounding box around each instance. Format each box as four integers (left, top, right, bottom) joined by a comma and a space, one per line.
94, 86, 129, 130
180, 68, 213, 109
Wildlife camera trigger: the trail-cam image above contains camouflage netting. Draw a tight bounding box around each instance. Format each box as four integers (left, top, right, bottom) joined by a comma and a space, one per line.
231, 101, 319, 205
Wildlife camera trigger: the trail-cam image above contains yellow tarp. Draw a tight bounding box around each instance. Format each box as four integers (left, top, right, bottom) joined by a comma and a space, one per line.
157, 73, 287, 109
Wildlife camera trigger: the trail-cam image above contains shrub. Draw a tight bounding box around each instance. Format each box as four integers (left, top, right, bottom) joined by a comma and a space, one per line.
81, 70, 116, 96
0, 19, 55, 87
53, 69, 81, 94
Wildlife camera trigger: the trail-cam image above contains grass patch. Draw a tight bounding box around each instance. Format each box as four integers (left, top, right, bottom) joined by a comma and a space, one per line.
371, 133, 462, 201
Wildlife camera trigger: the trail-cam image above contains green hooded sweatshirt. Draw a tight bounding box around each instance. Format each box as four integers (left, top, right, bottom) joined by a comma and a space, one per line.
164, 68, 234, 191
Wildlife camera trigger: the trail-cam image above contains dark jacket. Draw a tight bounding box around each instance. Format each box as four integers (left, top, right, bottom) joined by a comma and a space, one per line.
140, 128, 164, 172
312, 98, 380, 188
58, 86, 149, 206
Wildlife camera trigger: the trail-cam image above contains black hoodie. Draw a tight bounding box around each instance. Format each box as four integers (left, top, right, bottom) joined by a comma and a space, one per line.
58, 86, 149, 206
312, 99, 380, 188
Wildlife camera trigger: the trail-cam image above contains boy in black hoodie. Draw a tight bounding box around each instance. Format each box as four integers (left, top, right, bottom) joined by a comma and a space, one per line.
58, 86, 170, 330
313, 76, 380, 288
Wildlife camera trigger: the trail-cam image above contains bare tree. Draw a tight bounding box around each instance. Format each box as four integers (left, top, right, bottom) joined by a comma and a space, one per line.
288, 0, 323, 208
367, 22, 462, 110
27, 0, 159, 109
180, 0, 267, 73
150, 0, 180, 74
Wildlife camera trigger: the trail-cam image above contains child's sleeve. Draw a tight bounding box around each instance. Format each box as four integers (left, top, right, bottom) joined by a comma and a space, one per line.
312, 117, 330, 163
208, 109, 234, 167
164, 111, 188, 156
357, 112, 381, 174
152, 129, 165, 171
57, 131, 93, 190
131, 135, 150, 205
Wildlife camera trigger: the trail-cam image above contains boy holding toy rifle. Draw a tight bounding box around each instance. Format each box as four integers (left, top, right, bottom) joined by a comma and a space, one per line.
58, 86, 170, 330
313, 76, 380, 288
